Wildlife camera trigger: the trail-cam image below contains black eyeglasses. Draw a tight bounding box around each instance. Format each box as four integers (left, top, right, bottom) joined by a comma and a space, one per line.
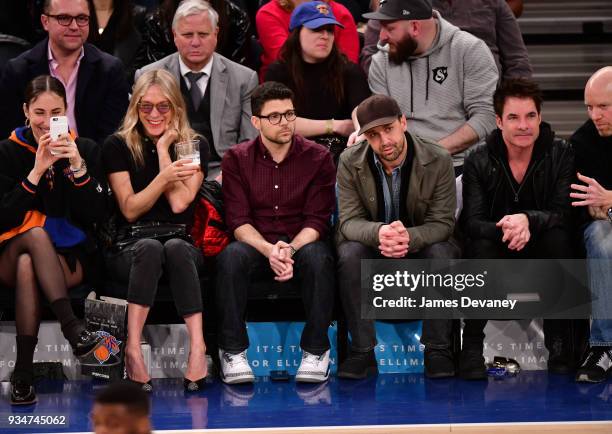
257, 110, 297, 125
45, 14, 90, 27
137, 101, 172, 114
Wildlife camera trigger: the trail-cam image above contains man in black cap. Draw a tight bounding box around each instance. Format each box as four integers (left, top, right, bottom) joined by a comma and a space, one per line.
361, 0, 498, 175
336, 94, 459, 379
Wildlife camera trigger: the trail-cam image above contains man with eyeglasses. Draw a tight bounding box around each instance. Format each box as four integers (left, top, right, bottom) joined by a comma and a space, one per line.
135, 0, 258, 180
0, 0, 128, 144
215, 81, 336, 384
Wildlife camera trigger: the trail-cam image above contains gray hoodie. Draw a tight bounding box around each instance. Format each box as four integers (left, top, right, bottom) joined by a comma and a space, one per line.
368, 11, 498, 167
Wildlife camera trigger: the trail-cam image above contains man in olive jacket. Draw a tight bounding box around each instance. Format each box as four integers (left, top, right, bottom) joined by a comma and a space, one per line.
336, 94, 458, 380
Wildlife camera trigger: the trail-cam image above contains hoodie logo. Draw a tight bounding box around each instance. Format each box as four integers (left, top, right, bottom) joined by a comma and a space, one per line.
432, 67, 448, 84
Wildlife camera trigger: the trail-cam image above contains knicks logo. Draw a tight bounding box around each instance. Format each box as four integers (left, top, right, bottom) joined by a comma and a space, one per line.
432, 67, 448, 84
316, 4, 330, 15
93, 331, 122, 364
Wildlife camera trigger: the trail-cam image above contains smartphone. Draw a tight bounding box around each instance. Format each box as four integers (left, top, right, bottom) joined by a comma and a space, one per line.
49, 116, 69, 156
50, 116, 68, 140
270, 370, 290, 381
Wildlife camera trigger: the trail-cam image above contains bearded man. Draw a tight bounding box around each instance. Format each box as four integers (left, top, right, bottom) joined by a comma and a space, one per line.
336, 94, 458, 379
364, 0, 498, 175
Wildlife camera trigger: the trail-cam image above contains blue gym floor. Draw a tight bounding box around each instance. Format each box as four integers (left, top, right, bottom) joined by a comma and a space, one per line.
1, 372, 611, 433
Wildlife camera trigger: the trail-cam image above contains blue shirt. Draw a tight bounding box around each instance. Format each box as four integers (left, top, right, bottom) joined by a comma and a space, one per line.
373, 154, 404, 223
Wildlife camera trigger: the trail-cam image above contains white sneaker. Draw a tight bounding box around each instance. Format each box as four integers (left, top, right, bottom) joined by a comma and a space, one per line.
218, 349, 255, 384
295, 349, 330, 383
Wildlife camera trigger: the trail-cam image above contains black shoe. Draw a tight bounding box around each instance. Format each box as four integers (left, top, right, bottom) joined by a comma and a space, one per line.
73, 329, 104, 358
10, 376, 36, 405
184, 377, 206, 392
337, 350, 378, 379
575, 347, 612, 383
424, 348, 455, 378
459, 347, 486, 380
547, 335, 572, 375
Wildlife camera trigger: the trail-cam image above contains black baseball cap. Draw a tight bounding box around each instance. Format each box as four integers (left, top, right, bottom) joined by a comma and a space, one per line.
363, 0, 433, 21
357, 94, 403, 135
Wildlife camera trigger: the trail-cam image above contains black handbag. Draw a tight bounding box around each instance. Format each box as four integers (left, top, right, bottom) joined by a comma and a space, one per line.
113, 221, 189, 251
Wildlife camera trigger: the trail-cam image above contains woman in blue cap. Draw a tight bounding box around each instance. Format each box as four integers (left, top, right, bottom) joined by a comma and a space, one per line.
265, 1, 370, 164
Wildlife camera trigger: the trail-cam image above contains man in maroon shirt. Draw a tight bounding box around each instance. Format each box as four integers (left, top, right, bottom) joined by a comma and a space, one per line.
216, 81, 337, 384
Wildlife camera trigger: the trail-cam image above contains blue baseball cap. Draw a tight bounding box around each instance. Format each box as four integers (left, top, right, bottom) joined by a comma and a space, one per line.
289, 1, 344, 32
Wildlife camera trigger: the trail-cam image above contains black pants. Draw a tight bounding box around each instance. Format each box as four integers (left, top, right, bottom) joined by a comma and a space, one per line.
106, 238, 204, 316
463, 228, 574, 348
337, 240, 461, 352
215, 240, 335, 354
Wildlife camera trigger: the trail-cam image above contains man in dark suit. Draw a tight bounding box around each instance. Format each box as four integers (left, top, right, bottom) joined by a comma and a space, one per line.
0, 0, 129, 144
135, 0, 258, 179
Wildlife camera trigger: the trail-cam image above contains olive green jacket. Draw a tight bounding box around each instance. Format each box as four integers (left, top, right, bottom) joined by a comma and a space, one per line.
335, 133, 456, 252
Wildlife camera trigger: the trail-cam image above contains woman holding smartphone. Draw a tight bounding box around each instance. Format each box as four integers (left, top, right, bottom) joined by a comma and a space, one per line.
102, 69, 209, 392
0, 75, 106, 405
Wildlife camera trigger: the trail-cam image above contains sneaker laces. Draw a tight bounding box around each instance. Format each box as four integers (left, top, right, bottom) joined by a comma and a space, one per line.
301, 351, 324, 368
224, 351, 248, 368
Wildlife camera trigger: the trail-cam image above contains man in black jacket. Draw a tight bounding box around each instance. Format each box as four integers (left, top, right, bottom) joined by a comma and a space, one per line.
0, 0, 129, 144
460, 78, 575, 379
570, 67, 612, 383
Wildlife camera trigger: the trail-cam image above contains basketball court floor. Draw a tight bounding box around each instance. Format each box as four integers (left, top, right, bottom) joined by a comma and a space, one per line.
1, 371, 611, 433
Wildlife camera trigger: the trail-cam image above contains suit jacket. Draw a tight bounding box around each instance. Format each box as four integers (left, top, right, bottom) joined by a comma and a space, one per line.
0, 39, 129, 144
135, 52, 258, 162
336, 133, 456, 252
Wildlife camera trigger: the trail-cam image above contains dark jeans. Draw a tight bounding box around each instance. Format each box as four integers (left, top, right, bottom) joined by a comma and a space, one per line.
463, 228, 574, 349
337, 240, 461, 352
215, 240, 335, 354
105, 238, 204, 316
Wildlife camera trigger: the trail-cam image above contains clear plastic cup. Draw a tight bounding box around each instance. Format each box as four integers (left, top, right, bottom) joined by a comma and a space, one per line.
175, 139, 200, 167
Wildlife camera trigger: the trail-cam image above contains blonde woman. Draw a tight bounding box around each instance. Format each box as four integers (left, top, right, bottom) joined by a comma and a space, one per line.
102, 69, 209, 392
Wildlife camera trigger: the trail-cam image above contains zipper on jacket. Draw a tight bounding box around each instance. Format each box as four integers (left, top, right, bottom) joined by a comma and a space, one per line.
409, 61, 414, 117
498, 155, 541, 203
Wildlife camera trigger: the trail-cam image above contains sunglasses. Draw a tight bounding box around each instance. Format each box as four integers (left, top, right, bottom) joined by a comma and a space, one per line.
137, 101, 172, 114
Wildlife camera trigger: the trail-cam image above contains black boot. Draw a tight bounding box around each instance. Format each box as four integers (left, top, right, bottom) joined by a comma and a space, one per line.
73, 329, 104, 359
459, 341, 486, 380
424, 347, 455, 378
337, 350, 378, 379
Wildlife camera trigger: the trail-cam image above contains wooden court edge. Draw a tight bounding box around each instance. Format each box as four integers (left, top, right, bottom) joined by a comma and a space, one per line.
58, 420, 612, 434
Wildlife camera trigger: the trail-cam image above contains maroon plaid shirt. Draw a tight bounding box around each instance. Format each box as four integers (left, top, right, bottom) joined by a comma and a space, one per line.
222, 135, 336, 243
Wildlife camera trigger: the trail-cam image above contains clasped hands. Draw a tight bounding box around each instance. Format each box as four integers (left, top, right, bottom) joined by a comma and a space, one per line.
378, 221, 410, 258
268, 241, 294, 282
496, 213, 530, 251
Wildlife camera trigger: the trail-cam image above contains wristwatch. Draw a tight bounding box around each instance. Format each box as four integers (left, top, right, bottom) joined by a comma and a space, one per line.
289, 245, 297, 257
607, 207, 612, 225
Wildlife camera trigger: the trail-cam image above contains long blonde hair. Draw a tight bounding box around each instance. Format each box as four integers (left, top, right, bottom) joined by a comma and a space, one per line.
116, 69, 198, 168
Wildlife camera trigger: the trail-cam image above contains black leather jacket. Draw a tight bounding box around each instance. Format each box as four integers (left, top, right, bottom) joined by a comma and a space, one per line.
133, 0, 251, 70
460, 122, 574, 241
